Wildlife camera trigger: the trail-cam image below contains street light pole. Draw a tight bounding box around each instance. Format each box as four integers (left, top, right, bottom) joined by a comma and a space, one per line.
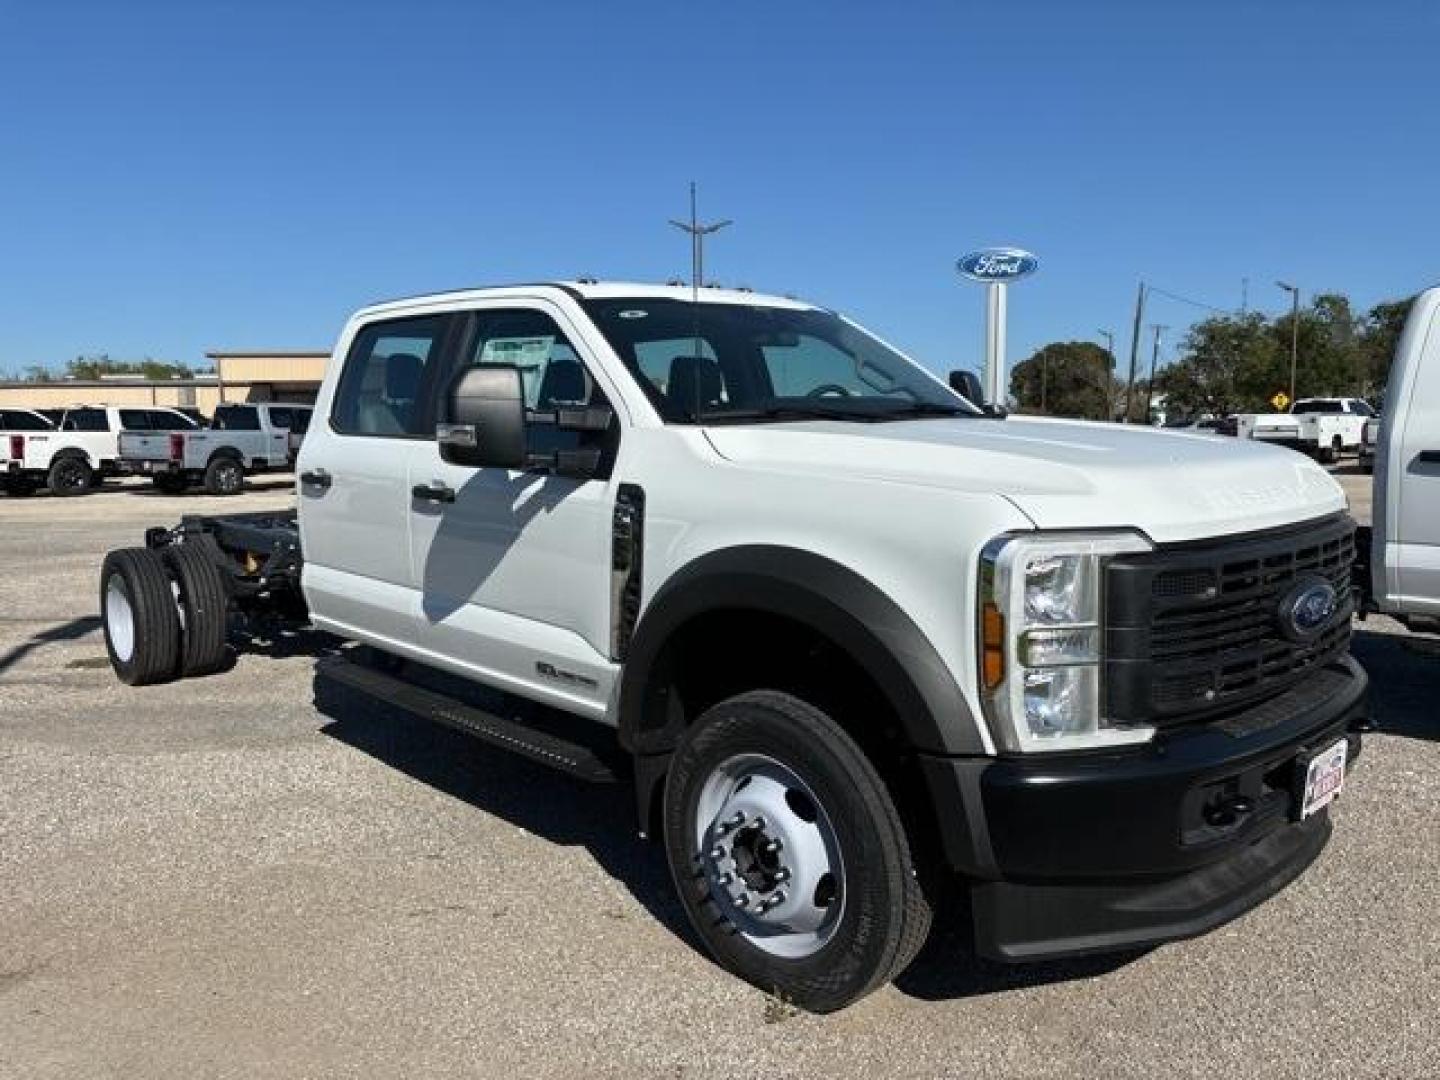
669, 182, 732, 294
1276, 280, 1300, 401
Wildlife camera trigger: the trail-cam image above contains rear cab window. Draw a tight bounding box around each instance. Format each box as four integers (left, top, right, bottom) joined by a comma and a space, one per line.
62, 409, 110, 432
332, 315, 450, 438
1, 410, 53, 431
212, 406, 261, 431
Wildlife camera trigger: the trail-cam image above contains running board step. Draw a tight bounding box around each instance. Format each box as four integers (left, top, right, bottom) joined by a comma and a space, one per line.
317, 656, 620, 783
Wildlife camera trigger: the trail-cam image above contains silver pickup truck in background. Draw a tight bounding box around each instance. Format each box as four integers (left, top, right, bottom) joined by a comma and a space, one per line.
118, 402, 312, 495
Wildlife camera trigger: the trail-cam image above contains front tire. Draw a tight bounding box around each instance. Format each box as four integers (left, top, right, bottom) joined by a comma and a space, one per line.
662, 690, 933, 1013
48, 456, 93, 496
100, 547, 181, 685
203, 456, 244, 496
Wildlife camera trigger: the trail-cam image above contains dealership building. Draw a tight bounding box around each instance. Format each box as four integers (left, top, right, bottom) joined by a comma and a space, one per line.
0, 350, 329, 417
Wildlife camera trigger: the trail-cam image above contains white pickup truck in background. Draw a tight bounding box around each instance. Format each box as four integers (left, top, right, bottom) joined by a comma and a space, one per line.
119, 402, 311, 495
4, 405, 197, 496
1236, 397, 1375, 461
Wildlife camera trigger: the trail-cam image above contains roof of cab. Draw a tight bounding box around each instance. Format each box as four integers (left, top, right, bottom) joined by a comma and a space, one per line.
356, 280, 817, 318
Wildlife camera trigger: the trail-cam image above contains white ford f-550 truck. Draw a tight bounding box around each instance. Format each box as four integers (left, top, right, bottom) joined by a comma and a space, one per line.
97, 282, 1368, 1011
118, 402, 311, 494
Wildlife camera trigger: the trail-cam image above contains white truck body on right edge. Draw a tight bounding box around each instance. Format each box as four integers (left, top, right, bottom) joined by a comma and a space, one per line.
1370, 285, 1440, 618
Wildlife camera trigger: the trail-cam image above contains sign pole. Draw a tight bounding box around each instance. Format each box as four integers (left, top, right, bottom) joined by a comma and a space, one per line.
984, 282, 1008, 405
956, 247, 1037, 408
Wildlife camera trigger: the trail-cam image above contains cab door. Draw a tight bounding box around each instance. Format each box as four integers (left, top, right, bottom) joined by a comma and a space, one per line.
298, 313, 455, 646
1393, 306, 1440, 612
405, 302, 623, 717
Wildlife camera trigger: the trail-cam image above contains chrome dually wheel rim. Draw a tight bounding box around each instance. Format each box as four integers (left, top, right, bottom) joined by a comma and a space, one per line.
694, 753, 845, 958
105, 574, 135, 663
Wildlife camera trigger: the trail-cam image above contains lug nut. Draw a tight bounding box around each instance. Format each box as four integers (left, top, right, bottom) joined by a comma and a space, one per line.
718, 873, 733, 885
736, 893, 750, 908
728, 811, 747, 827
709, 846, 725, 860
763, 891, 787, 911
774, 867, 791, 882
752, 816, 767, 830
763, 839, 782, 854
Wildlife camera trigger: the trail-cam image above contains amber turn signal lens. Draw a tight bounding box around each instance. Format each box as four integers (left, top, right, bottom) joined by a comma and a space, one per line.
981, 601, 1005, 689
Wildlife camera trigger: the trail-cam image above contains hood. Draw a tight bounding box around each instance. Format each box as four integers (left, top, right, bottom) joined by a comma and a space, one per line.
703, 416, 1345, 543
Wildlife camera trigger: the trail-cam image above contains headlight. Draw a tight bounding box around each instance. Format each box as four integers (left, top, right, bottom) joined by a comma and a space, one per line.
978, 531, 1155, 752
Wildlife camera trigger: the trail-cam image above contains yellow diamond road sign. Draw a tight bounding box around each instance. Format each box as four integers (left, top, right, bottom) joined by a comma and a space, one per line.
1271, 391, 1291, 412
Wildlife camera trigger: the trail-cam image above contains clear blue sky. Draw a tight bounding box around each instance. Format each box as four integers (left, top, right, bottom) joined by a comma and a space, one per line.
1, 0, 1436, 378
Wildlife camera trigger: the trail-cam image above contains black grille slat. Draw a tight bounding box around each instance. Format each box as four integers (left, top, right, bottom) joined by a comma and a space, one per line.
1105, 515, 1356, 728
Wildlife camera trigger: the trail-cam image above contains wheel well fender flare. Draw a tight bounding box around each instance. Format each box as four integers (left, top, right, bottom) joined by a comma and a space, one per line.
206, 447, 243, 465
617, 545, 982, 757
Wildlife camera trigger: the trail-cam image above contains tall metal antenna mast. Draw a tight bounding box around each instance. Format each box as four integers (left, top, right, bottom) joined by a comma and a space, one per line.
669, 182, 732, 298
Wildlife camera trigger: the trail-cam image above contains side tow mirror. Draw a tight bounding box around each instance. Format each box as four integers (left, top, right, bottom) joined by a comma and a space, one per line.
949, 368, 985, 406
438, 364, 528, 469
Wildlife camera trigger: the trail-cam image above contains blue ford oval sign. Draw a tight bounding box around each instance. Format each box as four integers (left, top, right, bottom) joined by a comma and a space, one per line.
956, 248, 1039, 283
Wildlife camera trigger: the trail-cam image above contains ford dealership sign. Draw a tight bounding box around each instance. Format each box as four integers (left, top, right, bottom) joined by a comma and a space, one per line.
956, 247, 1039, 283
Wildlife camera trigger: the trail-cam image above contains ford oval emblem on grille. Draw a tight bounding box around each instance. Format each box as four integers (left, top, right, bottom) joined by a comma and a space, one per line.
1277, 577, 1338, 642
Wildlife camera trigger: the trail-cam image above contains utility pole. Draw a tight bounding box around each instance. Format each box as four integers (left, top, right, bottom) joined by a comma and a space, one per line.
1241, 277, 1249, 315
1145, 324, 1168, 423
669, 182, 732, 294
1276, 281, 1300, 401
1123, 282, 1147, 423
1040, 350, 1049, 413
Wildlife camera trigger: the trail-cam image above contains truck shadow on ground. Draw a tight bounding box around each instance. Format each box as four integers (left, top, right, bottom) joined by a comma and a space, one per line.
0, 615, 102, 677
307, 658, 1141, 1003
309, 664, 692, 942
1351, 626, 1439, 743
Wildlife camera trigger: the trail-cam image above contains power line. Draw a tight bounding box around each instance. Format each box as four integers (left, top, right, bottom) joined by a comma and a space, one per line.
1146, 285, 1228, 314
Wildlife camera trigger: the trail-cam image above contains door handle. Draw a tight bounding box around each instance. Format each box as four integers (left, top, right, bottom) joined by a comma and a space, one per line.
412, 482, 456, 504
300, 468, 332, 489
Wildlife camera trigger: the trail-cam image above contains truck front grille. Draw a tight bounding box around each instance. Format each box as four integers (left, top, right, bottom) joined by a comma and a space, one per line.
1104, 515, 1355, 727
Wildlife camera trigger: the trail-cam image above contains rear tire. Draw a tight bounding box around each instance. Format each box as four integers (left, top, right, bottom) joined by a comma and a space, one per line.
204, 456, 245, 496
662, 690, 934, 1013
162, 541, 230, 676
48, 456, 93, 496
100, 547, 181, 685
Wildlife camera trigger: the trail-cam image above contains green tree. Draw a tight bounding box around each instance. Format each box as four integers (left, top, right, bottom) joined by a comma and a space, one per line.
1358, 295, 1416, 398
1010, 342, 1118, 419
64, 354, 193, 380
1157, 311, 1278, 417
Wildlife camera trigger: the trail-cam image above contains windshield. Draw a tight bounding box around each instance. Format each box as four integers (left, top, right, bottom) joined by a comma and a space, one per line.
581, 298, 977, 423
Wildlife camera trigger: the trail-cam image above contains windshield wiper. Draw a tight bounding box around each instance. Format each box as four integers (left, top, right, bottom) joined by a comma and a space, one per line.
873, 402, 974, 420
692, 405, 886, 424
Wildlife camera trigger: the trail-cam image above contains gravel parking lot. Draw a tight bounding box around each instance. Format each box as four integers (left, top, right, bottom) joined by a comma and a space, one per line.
1, 469, 1436, 1078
